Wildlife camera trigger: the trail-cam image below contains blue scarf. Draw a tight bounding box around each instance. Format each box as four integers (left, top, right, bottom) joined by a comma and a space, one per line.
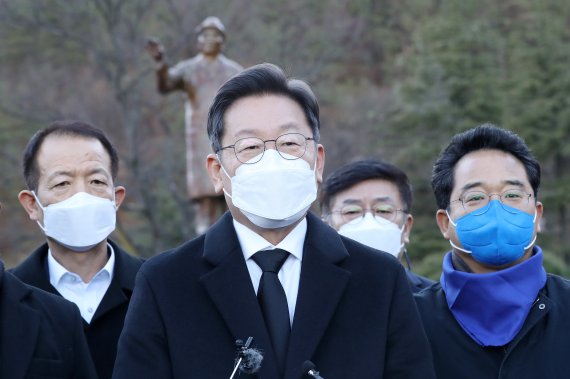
440, 247, 546, 346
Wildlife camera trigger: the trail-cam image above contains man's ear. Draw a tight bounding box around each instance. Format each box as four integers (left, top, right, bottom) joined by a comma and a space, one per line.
436, 209, 452, 240
114, 186, 126, 209
18, 190, 42, 221
402, 214, 414, 244
535, 201, 543, 233
206, 154, 224, 194
315, 144, 325, 184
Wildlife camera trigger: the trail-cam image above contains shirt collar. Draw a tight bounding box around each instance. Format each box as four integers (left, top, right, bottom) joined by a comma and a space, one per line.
233, 218, 307, 262
48, 243, 115, 285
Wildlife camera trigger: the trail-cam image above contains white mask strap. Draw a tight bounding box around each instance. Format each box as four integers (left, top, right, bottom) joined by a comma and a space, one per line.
524, 235, 537, 250
449, 239, 472, 255
445, 210, 471, 254
31, 191, 47, 231
31, 191, 46, 211
217, 154, 234, 200
217, 154, 232, 179
446, 209, 457, 227
111, 189, 117, 210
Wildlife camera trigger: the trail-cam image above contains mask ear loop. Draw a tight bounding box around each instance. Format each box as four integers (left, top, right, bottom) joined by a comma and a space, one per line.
110, 189, 118, 210
371, 213, 407, 254
217, 154, 235, 200
445, 209, 472, 255
523, 207, 539, 250
31, 191, 48, 232
403, 248, 412, 270
397, 222, 406, 256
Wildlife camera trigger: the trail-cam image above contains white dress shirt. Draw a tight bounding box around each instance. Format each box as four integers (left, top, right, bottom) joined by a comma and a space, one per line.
48, 244, 115, 323
233, 218, 306, 325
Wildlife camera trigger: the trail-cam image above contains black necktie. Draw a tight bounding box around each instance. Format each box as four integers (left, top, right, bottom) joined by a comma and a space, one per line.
252, 249, 291, 376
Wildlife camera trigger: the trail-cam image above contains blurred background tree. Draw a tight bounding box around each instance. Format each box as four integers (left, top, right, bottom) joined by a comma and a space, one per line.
0, 0, 568, 278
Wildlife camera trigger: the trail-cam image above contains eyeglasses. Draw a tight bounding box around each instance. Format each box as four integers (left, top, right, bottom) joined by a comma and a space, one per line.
217, 133, 315, 164
332, 204, 407, 224
450, 189, 533, 212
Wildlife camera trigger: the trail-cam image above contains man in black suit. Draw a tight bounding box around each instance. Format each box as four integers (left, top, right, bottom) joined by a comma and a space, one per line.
12, 120, 143, 379
113, 63, 435, 378
0, 259, 97, 379
320, 159, 435, 293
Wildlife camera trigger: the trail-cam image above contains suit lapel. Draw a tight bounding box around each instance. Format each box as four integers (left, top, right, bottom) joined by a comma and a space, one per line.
92, 244, 136, 321
11, 244, 59, 296
92, 277, 128, 321
200, 213, 280, 378
0, 268, 40, 379
285, 213, 351, 378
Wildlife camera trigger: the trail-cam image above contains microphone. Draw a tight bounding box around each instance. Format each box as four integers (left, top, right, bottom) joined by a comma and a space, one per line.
229, 337, 263, 379
303, 360, 324, 379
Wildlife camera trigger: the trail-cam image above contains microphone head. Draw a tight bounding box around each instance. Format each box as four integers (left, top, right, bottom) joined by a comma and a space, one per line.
239, 346, 263, 374
303, 360, 316, 373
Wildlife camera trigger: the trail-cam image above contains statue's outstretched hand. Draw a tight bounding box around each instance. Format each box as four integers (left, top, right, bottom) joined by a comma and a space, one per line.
146, 37, 164, 62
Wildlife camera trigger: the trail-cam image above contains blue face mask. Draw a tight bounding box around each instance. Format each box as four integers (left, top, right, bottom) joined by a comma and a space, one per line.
447, 200, 536, 266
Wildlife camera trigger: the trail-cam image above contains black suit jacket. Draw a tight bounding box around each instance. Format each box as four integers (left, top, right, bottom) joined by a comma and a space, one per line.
406, 270, 435, 293
0, 261, 97, 379
11, 240, 143, 379
113, 212, 435, 379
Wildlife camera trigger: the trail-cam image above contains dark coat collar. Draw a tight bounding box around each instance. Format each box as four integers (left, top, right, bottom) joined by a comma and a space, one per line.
0, 261, 40, 379
200, 212, 351, 378
202, 212, 348, 265
10, 240, 142, 322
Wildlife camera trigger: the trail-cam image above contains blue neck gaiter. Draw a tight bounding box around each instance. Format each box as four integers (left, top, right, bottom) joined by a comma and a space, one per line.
440, 247, 546, 347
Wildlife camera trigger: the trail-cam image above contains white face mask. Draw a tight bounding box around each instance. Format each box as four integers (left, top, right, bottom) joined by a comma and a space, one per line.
220, 149, 318, 229
33, 191, 117, 252
338, 213, 404, 257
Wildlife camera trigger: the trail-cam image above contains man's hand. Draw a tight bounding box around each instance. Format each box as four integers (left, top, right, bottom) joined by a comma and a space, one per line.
146, 37, 165, 62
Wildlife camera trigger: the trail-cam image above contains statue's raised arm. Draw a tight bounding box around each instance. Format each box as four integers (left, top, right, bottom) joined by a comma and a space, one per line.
147, 17, 243, 234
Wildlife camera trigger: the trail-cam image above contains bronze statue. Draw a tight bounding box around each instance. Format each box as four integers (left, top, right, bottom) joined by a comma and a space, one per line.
147, 16, 243, 234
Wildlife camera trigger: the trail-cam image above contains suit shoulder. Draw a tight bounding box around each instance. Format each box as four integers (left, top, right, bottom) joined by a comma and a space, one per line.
340, 234, 402, 268
407, 270, 436, 293
414, 282, 443, 307
545, 274, 570, 302
9, 245, 47, 276
5, 271, 75, 313
337, 235, 406, 287
113, 243, 145, 267
140, 235, 206, 275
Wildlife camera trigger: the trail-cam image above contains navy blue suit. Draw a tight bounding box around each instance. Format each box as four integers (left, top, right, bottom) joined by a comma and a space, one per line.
113, 212, 435, 378
11, 240, 143, 379
0, 261, 97, 379
406, 270, 435, 293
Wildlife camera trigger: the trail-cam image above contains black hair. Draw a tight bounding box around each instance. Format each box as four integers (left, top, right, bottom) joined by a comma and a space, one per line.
431, 123, 541, 209
320, 159, 413, 216
23, 120, 119, 191
207, 63, 320, 152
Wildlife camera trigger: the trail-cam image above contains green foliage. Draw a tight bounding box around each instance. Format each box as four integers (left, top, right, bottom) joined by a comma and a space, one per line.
1, 0, 569, 274
542, 249, 570, 278
391, 0, 570, 267
413, 252, 446, 281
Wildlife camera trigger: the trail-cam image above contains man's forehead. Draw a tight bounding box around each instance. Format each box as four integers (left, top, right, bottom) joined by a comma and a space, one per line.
222, 95, 310, 141
336, 179, 400, 200
451, 149, 530, 192
37, 134, 111, 168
